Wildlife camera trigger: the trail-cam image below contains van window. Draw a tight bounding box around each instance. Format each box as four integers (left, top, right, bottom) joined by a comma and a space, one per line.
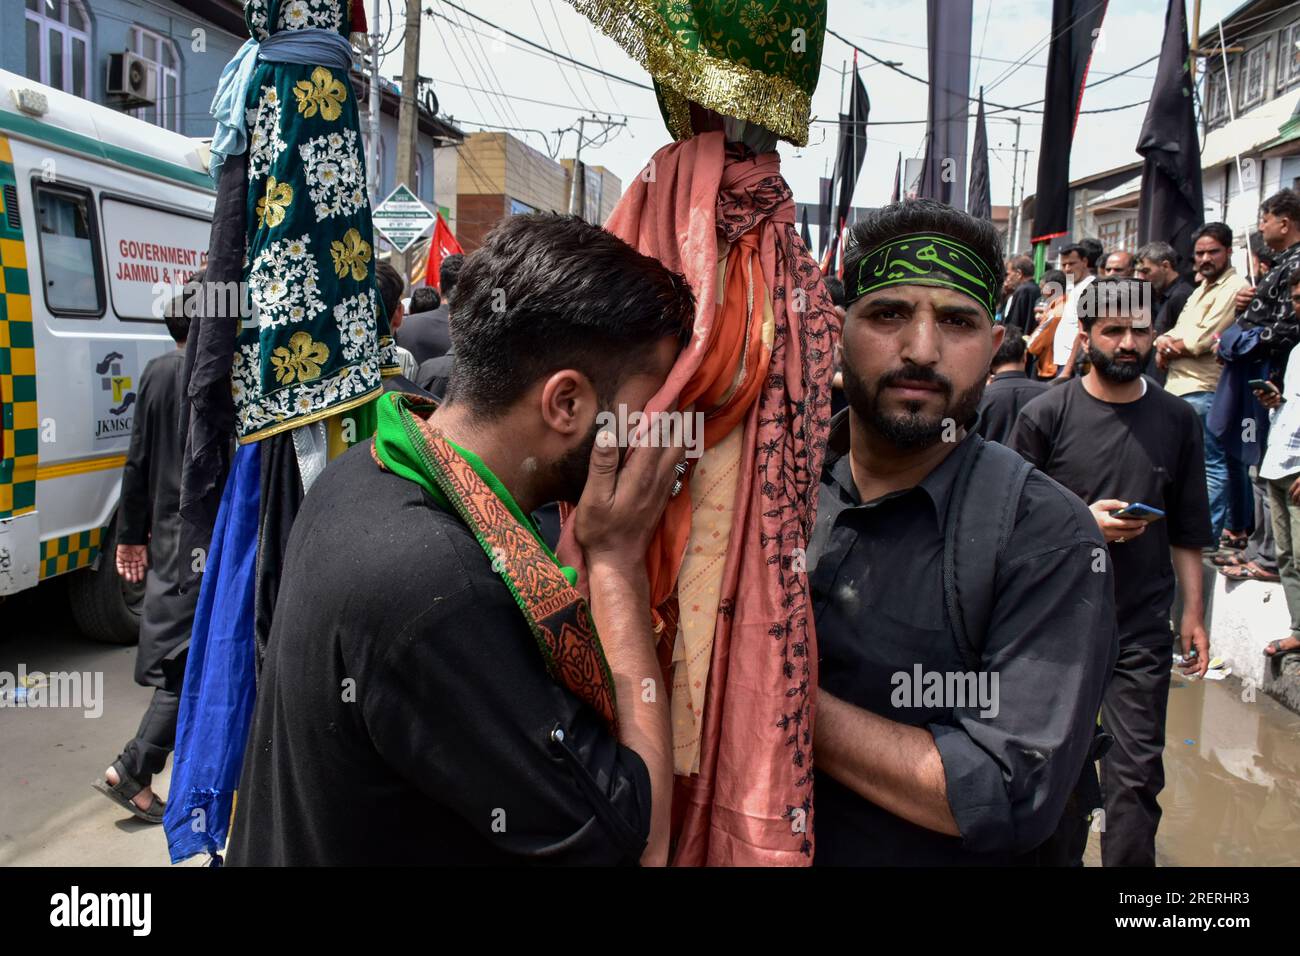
34, 184, 104, 316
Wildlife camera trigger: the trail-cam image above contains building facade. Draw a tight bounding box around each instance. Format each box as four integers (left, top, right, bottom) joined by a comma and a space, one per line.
6, 0, 462, 213
447, 131, 622, 251
1016, 0, 1300, 271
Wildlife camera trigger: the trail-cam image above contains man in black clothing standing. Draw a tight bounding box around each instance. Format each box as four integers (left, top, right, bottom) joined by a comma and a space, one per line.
1011, 276, 1214, 867
397, 252, 464, 364
976, 326, 1047, 445
808, 200, 1116, 865
1001, 256, 1040, 333
1136, 241, 1194, 336
93, 278, 202, 824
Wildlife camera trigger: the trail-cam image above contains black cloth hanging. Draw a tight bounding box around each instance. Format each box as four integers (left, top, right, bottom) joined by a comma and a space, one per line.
177, 150, 246, 595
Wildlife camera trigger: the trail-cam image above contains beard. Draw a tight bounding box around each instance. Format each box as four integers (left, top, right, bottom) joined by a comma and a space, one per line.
842, 360, 985, 450
1088, 343, 1149, 383
549, 417, 602, 504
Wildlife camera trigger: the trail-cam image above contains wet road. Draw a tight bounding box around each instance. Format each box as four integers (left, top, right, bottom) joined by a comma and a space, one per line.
3, 577, 1300, 866
1153, 669, 1300, 866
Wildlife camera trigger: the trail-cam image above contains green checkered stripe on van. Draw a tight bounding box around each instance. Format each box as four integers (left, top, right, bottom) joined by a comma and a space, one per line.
0, 134, 38, 520
39, 527, 105, 580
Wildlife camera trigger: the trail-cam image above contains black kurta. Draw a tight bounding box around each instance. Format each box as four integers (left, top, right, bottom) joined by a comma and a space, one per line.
809, 416, 1117, 864
226, 441, 652, 865
118, 348, 197, 688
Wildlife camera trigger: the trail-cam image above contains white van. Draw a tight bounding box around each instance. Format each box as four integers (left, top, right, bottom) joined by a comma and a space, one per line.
0, 69, 215, 642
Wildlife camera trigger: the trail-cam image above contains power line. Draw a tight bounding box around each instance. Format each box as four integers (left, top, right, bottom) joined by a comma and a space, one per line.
429, 76, 652, 118
427, 1, 653, 91
982, 0, 1107, 93
825, 26, 1147, 116
843, 30, 1152, 80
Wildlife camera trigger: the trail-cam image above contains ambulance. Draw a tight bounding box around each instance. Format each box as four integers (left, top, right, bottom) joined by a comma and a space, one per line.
0, 69, 214, 643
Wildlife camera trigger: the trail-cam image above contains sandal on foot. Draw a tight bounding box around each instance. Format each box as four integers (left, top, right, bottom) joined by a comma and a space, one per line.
91, 760, 165, 824
1265, 638, 1300, 656
1212, 550, 1249, 567
1221, 562, 1281, 582
1220, 532, 1249, 551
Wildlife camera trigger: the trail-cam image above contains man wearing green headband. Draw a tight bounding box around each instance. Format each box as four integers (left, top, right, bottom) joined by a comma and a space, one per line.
807, 199, 1117, 865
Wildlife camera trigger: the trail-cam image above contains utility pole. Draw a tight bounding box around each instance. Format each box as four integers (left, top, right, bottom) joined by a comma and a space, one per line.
566, 115, 626, 220
1008, 116, 1022, 254
368, 0, 381, 204
1190, 0, 1201, 91
567, 115, 586, 216
393, 0, 422, 279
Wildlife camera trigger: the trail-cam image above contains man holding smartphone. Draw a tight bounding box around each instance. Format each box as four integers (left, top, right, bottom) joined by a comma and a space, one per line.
1252, 272, 1300, 660
1011, 276, 1214, 867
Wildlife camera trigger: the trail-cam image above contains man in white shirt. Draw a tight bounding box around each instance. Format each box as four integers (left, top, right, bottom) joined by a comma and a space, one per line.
1255, 270, 1300, 658
1053, 239, 1102, 378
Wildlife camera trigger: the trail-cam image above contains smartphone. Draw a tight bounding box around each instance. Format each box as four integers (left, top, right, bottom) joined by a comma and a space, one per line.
1249, 378, 1280, 396
1109, 503, 1166, 522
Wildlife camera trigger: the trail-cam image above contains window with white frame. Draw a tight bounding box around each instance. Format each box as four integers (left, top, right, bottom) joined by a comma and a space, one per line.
1208, 67, 1232, 124
1280, 22, 1300, 89
127, 26, 180, 131
1240, 41, 1272, 111
25, 0, 91, 99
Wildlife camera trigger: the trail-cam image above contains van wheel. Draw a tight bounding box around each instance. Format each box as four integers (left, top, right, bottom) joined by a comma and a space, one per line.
68, 522, 143, 645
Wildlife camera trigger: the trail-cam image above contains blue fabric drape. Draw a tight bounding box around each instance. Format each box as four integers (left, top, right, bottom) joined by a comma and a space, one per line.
163, 442, 261, 863
208, 28, 354, 182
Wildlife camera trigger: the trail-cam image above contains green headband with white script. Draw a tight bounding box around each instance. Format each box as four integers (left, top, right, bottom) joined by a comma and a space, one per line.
847, 233, 1000, 319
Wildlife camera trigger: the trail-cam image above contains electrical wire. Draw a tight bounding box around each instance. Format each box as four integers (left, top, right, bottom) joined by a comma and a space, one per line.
429, 0, 652, 91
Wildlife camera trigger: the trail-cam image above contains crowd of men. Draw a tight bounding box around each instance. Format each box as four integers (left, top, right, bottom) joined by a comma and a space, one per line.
96, 190, 1300, 867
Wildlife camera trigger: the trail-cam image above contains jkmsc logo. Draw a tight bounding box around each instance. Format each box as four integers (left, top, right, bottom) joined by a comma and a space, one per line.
93, 350, 136, 440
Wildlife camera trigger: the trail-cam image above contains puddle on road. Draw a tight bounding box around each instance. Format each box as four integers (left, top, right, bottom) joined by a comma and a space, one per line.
1156, 674, 1300, 866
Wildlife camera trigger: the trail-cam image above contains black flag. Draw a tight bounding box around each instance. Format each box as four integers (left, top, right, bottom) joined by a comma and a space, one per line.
818, 176, 833, 255
891, 153, 902, 205
969, 89, 992, 220
1032, 0, 1109, 243
920, 0, 972, 209
1137, 0, 1204, 268
829, 59, 870, 269
800, 207, 812, 250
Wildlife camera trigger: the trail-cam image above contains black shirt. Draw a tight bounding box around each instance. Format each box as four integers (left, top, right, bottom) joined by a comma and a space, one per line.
395, 304, 451, 365
1239, 241, 1300, 362
809, 416, 1116, 865
1003, 281, 1040, 334
118, 348, 196, 686
226, 441, 652, 865
1155, 275, 1195, 336
976, 370, 1048, 446
416, 348, 455, 401
1010, 378, 1213, 644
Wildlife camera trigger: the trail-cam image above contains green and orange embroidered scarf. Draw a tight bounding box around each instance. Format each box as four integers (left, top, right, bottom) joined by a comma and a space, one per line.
371, 392, 618, 731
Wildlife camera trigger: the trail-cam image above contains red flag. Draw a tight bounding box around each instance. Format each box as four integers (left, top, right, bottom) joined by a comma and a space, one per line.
424, 212, 463, 292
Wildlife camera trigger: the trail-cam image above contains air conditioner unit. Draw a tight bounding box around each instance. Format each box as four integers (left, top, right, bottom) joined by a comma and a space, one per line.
106, 51, 157, 106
